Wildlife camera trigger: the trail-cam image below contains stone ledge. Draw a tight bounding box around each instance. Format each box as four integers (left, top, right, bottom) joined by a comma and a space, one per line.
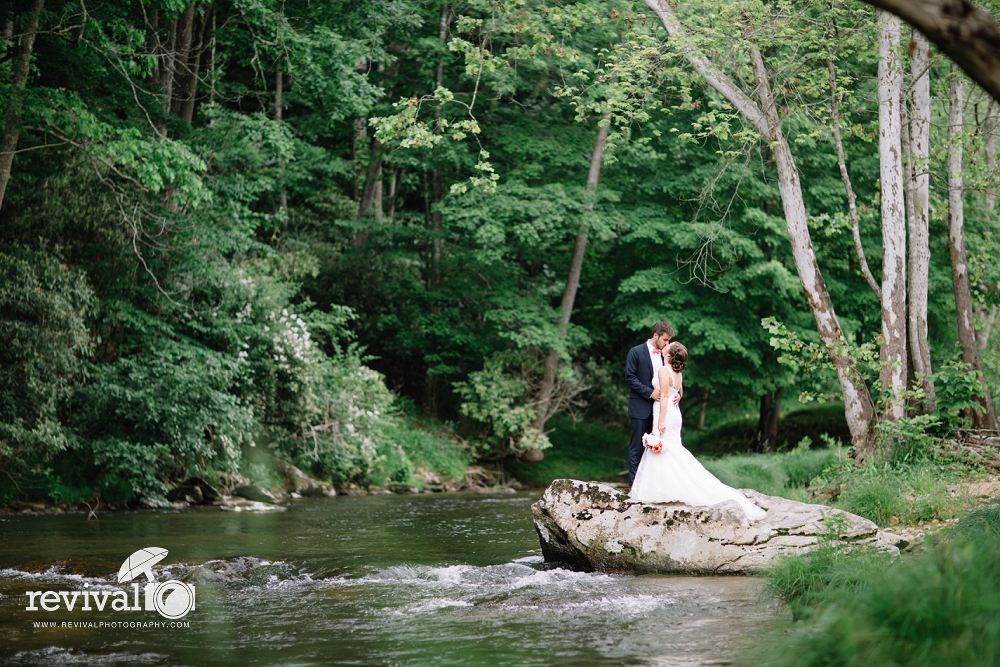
532, 479, 902, 574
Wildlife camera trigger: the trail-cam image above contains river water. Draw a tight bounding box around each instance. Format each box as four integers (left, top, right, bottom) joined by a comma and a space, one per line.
0, 492, 772, 666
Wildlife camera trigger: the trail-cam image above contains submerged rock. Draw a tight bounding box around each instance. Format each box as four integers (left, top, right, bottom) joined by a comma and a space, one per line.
273, 458, 325, 495
167, 477, 222, 505
300, 486, 336, 498
532, 479, 903, 574
220, 496, 286, 512
233, 484, 278, 504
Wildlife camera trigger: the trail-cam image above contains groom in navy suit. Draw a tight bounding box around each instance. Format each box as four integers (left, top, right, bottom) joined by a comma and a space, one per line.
624, 322, 675, 487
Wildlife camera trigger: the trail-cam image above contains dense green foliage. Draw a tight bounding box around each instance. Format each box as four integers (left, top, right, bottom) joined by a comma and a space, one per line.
2, 0, 1000, 506
686, 403, 852, 455
755, 499, 1000, 667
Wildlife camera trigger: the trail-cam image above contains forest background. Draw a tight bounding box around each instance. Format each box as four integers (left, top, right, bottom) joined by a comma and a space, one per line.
3, 0, 1000, 508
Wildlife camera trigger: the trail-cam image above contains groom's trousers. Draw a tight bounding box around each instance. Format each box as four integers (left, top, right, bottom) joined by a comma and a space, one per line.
628, 415, 653, 486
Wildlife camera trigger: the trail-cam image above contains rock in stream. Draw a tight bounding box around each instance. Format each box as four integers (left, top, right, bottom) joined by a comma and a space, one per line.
532, 479, 904, 574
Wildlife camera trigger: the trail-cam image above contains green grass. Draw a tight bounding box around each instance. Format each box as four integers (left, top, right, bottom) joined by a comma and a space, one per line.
827, 461, 968, 527
505, 416, 629, 486
702, 442, 843, 501
760, 540, 895, 621
375, 417, 471, 487
751, 499, 1000, 667
699, 445, 969, 526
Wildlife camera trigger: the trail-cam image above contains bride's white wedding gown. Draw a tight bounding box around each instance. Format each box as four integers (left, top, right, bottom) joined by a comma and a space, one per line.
629, 373, 766, 522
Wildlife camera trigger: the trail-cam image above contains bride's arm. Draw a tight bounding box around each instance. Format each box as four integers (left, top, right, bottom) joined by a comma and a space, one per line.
657, 367, 670, 432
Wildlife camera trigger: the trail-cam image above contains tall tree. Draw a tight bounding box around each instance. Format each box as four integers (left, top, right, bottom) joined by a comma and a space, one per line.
986, 100, 997, 210
169, 4, 195, 118
948, 70, 999, 429
425, 2, 451, 419
531, 116, 611, 452
877, 11, 908, 421
644, 0, 876, 453
908, 30, 936, 410
0, 0, 45, 212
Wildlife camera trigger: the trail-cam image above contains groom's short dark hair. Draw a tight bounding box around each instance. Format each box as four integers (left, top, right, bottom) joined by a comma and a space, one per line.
651, 321, 674, 337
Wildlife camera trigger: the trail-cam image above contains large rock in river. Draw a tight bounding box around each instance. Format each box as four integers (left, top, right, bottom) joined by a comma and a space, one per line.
532, 479, 903, 574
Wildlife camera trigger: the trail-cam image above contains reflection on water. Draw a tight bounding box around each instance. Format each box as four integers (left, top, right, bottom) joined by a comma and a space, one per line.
0, 493, 772, 666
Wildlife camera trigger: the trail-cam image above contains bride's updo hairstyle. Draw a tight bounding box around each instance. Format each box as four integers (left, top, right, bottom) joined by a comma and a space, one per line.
667, 342, 688, 372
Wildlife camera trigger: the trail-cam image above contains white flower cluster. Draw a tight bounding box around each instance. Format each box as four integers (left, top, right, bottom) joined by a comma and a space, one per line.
266, 309, 312, 369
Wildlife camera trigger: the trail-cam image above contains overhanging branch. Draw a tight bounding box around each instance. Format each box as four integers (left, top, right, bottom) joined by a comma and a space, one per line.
859, 0, 1000, 103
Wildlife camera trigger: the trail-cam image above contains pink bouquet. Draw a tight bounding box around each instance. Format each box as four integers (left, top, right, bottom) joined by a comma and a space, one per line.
642, 432, 663, 454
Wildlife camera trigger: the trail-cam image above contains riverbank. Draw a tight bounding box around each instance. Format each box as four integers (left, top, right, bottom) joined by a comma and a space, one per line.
8, 410, 998, 530
749, 496, 1000, 666
508, 416, 999, 539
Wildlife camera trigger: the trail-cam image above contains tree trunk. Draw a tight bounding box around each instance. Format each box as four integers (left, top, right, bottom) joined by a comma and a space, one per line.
429, 4, 450, 287
829, 60, 881, 302
373, 161, 384, 223
388, 168, 404, 223
979, 305, 997, 350
275, 69, 287, 212
697, 388, 709, 430
980, 102, 997, 352
170, 4, 195, 117
855, 0, 1000, 105
533, 117, 611, 436
986, 100, 997, 209
425, 373, 441, 421
160, 19, 178, 117
172, 5, 195, 113
422, 4, 452, 421
351, 118, 366, 201
209, 11, 217, 103
644, 0, 875, 455
749, 49, 876, 455
908, 30, 936, 410
902, 95, 918, 399
949, 70, 999, 430
357, 136, 383, 219
178, 10, 207, 123
877, 11, 909, 422
0, 0, 45, 213
754, 387, 782, 452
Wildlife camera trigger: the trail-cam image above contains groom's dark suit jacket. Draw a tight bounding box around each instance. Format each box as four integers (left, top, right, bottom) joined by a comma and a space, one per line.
625, 343, 658, 420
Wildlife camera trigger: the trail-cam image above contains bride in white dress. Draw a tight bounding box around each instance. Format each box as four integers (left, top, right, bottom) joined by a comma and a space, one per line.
629, 342, 766, 522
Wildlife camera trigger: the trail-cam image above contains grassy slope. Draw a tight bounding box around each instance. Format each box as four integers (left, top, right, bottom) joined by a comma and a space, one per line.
752, 499, 1000, 667
506, 416, 630, 486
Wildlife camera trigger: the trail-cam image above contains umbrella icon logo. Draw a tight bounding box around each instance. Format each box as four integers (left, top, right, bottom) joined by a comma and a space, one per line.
118, 547, 169, 583
117, 548, 196, 620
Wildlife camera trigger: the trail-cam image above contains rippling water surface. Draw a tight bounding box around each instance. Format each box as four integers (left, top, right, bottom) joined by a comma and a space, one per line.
0, 492, 772, 666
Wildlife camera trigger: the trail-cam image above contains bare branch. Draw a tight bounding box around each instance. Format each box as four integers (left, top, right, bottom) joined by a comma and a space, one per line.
829, 60, 882, 302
